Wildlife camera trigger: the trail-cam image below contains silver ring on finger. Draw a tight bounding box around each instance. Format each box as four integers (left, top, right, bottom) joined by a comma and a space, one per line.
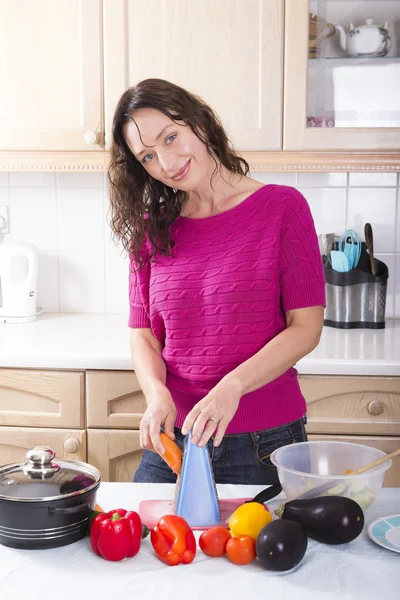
208, 417, 218, 424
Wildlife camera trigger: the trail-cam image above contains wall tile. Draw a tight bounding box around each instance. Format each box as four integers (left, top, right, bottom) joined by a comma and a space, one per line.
37, 251, 59, 313
9, 188, 57, 250
298, 187, 346, 235
347, 188, 397, 253
349, 173, 398, 187
105, 248, 130, 314
250, 172, 297, 187
0, 188, 9, 205
58, 251, 105, 313
0, 173, 9, 187
396, 190, 400, 254
10, 172, 56, 188
57, 188, 104, 251
375, 254, 395, 318
57, 172, 104, 188
395, 256, 400, 317
297, 173, 347, 187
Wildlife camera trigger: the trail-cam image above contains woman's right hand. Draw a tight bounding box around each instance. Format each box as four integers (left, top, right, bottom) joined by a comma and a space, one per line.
140, 389, 177, 456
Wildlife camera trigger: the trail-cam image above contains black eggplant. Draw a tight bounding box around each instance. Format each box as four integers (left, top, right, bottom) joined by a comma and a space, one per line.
275, 496, 364, 545
256, 519, 308, 572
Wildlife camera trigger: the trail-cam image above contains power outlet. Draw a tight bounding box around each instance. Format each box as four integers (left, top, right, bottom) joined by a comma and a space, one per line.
0, 206, 9, 233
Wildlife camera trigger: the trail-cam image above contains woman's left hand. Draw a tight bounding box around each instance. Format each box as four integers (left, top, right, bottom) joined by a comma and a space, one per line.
181, 379, 242, 447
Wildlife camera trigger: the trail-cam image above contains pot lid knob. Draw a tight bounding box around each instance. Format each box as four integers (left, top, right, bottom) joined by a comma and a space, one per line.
23, 446, 60, 479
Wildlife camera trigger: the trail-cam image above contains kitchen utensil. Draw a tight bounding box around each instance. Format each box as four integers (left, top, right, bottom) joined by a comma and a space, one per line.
364, 223, 377, 276
0, 240, 38, 323
0, 446, 100, 549
139, 497, 249, 531
323, 254, 388, 329
330, 250, 349, 272
174, 430, 220, 527
270, 441, 392, 511
339, 229, 362, 270
334, 18, 391, 57
368, 514, 400, 554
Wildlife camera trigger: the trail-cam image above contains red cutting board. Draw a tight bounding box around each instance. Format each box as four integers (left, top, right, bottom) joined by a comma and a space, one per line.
139, 497, 257, 530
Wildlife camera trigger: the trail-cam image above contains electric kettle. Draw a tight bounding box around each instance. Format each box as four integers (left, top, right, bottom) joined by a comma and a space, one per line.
0, 241, 38, 323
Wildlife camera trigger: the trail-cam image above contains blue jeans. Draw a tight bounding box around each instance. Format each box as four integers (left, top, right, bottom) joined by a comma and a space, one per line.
133, 417, 307, 485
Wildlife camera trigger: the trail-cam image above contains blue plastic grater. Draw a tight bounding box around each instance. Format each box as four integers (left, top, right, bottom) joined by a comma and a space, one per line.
174, 429, 221, 527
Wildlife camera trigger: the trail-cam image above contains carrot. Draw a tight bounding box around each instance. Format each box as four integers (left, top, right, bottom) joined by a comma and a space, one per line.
160, 432, 182, 475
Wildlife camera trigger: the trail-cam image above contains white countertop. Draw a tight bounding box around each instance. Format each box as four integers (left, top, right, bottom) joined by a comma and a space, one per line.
1, 312, 400, 376
0, 483, 399, 600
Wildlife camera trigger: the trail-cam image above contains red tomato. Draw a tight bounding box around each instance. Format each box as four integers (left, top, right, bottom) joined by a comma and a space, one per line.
226, 535, 257, 565
199, 526, 232, 557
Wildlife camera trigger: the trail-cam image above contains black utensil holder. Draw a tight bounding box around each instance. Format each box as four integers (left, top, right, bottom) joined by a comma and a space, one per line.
323, 252, 389, 330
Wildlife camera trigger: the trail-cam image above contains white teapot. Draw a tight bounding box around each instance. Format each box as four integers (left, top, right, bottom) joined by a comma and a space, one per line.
334, 18, 392, 57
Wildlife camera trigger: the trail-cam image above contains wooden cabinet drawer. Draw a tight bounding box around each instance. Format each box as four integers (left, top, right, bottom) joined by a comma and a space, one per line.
300, 376, 400, 436
308, 434, 400, 488
0, 427, 86, 464
86, 371, 146, 429
87, 429, 142, 482
0, 369, 84, 428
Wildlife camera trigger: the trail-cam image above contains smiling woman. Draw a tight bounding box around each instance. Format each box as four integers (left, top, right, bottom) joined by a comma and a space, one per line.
107, 78, 326, 486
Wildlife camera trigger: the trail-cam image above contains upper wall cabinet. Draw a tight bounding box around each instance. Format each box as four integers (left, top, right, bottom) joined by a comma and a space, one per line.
284, 0, 400, 151
0, 0, 103, 151
103, 0, 284, 151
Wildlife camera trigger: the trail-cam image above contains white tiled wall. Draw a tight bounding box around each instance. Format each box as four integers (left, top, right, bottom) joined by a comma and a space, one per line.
0, 171, 399, 318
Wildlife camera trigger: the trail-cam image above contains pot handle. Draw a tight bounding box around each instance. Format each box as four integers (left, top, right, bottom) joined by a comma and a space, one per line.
49, 503, 91, 515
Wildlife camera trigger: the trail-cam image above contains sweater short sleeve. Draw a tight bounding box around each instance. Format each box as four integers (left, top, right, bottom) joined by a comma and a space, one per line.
279, 188, 326, 313
128, 247, 151, 329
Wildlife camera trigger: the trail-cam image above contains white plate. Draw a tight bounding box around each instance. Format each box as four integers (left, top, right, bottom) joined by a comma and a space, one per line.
368, 514, 400, 554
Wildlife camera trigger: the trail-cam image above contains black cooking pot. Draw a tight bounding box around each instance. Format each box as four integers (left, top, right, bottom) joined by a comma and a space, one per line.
0, 446, 101, 550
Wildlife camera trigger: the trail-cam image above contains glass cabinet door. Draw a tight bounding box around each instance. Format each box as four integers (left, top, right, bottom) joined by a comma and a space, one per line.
284, 0, 400, 150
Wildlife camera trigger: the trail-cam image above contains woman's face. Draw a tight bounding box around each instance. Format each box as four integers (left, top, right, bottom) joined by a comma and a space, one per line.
123, 108, 214, 191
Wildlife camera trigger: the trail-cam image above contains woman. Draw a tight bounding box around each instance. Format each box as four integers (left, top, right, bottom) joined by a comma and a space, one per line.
108, 78, 326, 485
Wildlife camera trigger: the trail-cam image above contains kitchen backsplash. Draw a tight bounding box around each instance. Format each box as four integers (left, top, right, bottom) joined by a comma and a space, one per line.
0, 171, 399, 317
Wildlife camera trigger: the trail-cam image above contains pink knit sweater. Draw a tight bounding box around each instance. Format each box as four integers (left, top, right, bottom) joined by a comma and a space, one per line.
128, 185, 326, 434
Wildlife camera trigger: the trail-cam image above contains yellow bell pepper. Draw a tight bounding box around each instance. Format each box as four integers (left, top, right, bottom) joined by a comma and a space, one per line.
229, 502, 272, 540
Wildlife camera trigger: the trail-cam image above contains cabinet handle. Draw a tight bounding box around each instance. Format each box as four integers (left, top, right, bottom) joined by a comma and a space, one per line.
84, 130, 99, 145
64, 438, 79, 454
368, 400, 384, 416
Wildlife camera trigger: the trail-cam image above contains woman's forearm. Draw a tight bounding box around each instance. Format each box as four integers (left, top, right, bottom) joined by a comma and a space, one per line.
130, 329, 167, 402
222, 313, 323, 396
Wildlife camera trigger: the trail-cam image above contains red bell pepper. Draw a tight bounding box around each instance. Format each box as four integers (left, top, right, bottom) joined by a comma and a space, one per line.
90, 508, 142, 561
150, 515, 196, 566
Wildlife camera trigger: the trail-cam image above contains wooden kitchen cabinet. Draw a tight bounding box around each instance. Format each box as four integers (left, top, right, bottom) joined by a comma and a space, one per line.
0, 427, 87, 463
299, 376, 400, 436
86, 370, 146, 429
0, 0, 103, 152
0, 369, 85, 428
87, 429, 142, 482
284, 0, 400, 151
308, 434, 400, 488
103, 0, 284, 151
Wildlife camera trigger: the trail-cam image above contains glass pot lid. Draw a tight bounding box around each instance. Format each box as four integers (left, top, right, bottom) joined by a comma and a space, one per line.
0, 446, 101, 502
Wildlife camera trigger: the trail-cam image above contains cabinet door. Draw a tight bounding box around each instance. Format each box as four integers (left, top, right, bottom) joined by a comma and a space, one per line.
87, 429, 142, 482
284, 0, 400, 150
86, 371, 146, 429
0, 427, 86, 464
308, 435, 400, 488
299, 376, 400, 436
0, 0, 103, 151
104, 0, 284, 150
0, 369, 85, 428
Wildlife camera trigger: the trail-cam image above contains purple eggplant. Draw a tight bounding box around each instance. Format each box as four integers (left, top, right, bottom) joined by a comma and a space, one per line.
256, 519, 308, 571
275, 496, 364, 544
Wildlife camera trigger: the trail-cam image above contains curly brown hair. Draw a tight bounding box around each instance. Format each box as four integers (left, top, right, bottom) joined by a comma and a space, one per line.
107, 78, 249, 267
